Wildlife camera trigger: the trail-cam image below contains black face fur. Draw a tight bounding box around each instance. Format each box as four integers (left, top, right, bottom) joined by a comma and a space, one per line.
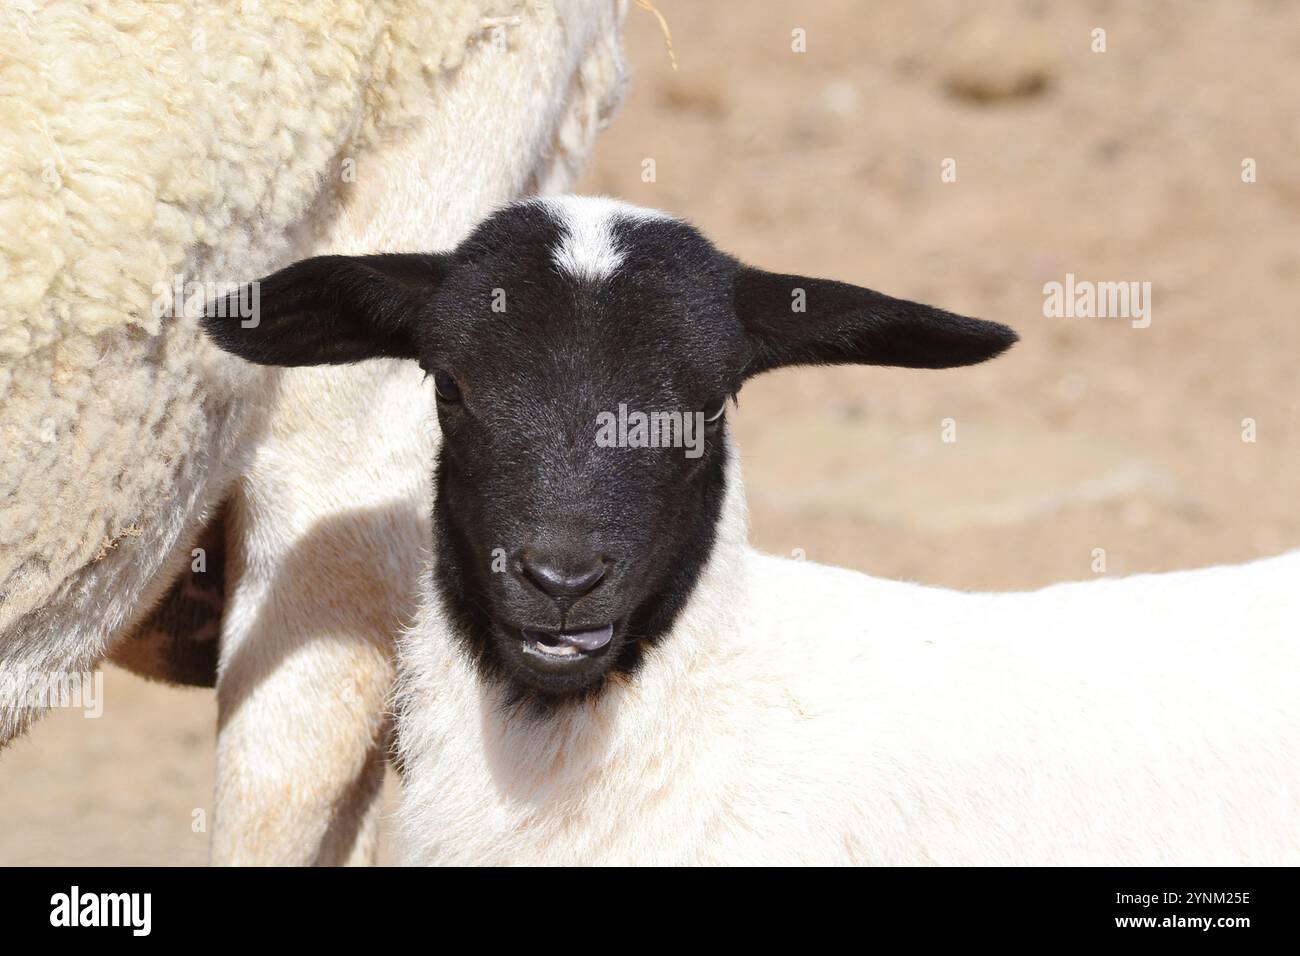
203, 197, 1016, 703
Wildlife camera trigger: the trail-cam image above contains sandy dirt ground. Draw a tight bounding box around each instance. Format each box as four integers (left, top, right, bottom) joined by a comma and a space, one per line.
3, 0, 1298, 865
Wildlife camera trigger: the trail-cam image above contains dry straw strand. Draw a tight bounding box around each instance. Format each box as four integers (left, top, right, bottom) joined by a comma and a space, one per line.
635, 0, 677, 71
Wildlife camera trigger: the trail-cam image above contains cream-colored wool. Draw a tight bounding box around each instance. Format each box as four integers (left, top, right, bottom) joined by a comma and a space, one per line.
1, 0, 517, 621
0, 0, 630, 864
395, 443, 1300, 866
0, 0, 517, 358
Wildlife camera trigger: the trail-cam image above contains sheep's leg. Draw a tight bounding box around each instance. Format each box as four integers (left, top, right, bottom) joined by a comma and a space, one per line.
209, 0, 629, 864
210, 362, 431, 866
211, 574, 395, 867
109, 502, 227, 688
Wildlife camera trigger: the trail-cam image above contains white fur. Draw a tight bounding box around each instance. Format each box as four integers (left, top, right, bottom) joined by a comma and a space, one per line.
540, 195, 668, 280
1, 0, 630, 866
396, 442, 1300, 865
212, 1, 631, 865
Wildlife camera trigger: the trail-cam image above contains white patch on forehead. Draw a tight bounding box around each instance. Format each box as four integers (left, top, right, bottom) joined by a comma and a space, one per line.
536, 196, 672, 281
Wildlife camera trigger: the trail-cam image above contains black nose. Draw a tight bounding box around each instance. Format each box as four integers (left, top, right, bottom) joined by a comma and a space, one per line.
519, 551, 607, 607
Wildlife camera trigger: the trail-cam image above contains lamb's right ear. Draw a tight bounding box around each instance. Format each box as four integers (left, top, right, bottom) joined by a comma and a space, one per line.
734, 264, 1017, 378
201, 253, 451, 367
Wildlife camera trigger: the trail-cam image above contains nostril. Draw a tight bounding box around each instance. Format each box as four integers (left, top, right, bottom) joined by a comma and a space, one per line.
519, 553, 607, 604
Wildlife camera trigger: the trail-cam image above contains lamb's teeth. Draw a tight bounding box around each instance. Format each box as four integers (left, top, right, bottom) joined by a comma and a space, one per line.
523, 636, 579, 659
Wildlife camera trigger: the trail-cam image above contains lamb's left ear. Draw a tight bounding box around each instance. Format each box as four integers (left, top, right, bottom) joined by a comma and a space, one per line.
734, 265, 1017, 378
201, 253, 451, 367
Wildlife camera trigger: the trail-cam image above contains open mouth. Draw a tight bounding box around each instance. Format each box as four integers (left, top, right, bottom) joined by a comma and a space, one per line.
519, 624, 614, 662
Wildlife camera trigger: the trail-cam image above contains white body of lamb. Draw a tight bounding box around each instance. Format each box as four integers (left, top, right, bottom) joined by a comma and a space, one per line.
396, 450, 1300, 865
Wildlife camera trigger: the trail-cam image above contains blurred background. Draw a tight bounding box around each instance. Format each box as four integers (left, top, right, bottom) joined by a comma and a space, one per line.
3, 0, 1298, 864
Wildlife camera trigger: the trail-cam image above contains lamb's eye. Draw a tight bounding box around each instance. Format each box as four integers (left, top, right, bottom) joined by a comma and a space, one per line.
703, 396, 727, 424
433, 370, 461, 404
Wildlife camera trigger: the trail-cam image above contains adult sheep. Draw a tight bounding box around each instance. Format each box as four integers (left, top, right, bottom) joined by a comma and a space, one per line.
0, 0, 629, 865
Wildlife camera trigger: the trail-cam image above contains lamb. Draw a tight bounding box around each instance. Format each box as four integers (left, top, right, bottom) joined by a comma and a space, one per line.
201, 196, 1300, 865
1, 1, 629, 865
